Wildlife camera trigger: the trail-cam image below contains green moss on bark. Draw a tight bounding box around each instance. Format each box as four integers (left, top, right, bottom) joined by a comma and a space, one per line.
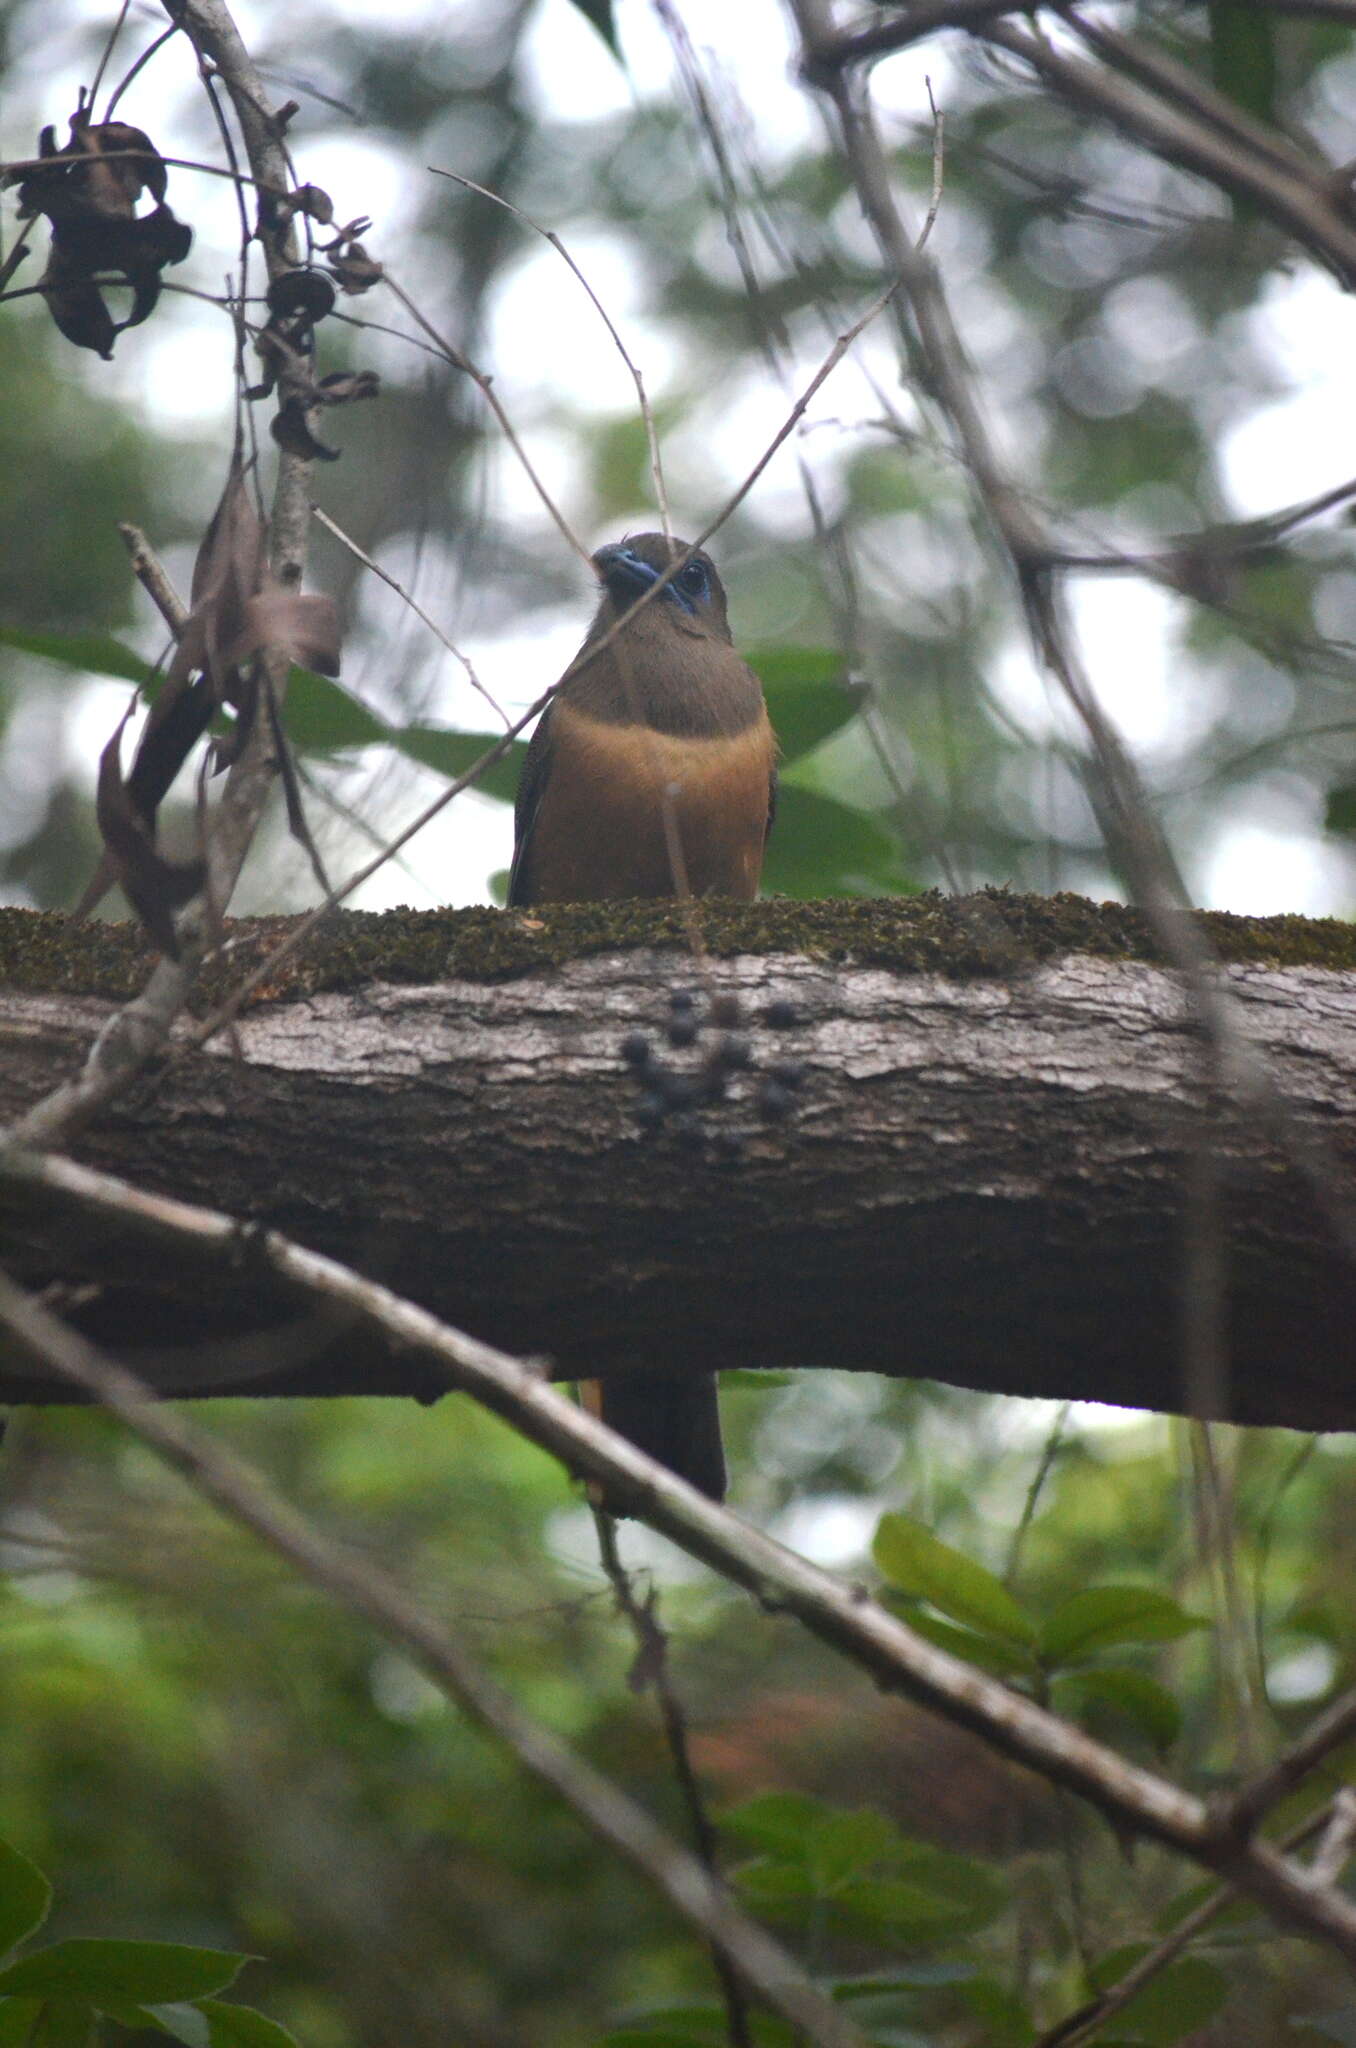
2, 888, 1354, 1010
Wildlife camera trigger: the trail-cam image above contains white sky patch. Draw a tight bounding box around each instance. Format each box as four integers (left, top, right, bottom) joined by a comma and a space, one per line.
344, 778, 509, 911
1065, 576, 1207, 760
487, 233, 681, 413
770, 1495, 879, 1567
1221, 270, 1356, 517
1201, 815, 1352, 917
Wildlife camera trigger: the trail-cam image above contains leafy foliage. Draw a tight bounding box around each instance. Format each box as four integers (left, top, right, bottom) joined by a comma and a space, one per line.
4, 0, 1356, 2042
0, 1839, 293, 2048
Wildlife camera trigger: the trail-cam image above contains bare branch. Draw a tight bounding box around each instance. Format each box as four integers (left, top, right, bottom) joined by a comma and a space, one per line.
118, 520, 189, 634
1215, 1681, 1356, 1842
914, 76, 945, 254
0, 1262, 871, 2048
310, 503, 509, 730
977, 17, 1356, 288
593, 1511, 753, 2047
1035, 1800, 1347, 2048
8, 1143, 1356, 1967
14, 0, 319, 1152
430, 168, 672, 537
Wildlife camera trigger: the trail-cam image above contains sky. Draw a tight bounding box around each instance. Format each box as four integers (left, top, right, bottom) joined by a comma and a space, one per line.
9, 0, 1356, 918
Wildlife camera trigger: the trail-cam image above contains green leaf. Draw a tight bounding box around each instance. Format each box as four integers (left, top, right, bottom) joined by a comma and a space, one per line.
0, 1942, 249, 2005
962, 1975, 1036, 2048
392, 727, 523, 804
1090, 1950, 1227, 2045
1054, 1668, 1182, 1754
805, 1810, 901, 1893
1040, 1586, 1206, 1666
101, 2002, 211, 2046
841, 1861, 1005, 1942
721, 1792, 831, 1857
0, 2001, 43, 2047
1325, 786, 1356, 835
28, 2003, 95, 2048
752, 653, 867, 762
873, 1515, 1035, 1645
201, 1999, 303, 2048
602, 2004, 797, 2045
566, 0, 622, 61
0, 624, 154, 686
733, 1858, 818, 1913
882, 1599, 1038, 1678
282, 668, 389, 752
764, 783, 910, 898
0, 1838, 52, 1956
836, 1964, 979, 1997
283, 670, 525, 802
1207, 1, 1275, 124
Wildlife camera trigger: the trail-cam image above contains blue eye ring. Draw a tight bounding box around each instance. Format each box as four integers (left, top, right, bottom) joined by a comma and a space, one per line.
675, 556, 710, 602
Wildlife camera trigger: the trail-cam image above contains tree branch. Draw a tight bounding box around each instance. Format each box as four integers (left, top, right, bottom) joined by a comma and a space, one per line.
5, 902, 1356, 1422
0, 1264, 870, 2048
5, 1141, 1356, 1967
14, 0, 316, 1153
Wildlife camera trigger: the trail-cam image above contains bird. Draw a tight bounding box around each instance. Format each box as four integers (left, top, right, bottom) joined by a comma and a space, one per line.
509, 532, 777, 1502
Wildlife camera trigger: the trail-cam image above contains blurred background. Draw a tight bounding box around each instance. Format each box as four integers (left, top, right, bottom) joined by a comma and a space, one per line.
5, 1, 1356, 2043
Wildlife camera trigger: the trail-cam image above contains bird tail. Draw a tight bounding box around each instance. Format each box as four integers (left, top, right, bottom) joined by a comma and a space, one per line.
579, 1372, 726, 1506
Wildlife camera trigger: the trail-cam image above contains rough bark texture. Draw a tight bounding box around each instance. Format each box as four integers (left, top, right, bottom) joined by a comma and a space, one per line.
2, 896, 1355, 1428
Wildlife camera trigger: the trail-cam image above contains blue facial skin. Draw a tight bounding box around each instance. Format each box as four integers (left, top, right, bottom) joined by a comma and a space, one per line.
595, 544, 711, 617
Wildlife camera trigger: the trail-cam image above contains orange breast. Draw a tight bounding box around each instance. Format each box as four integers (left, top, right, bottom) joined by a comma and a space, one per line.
522, 703, 775, 903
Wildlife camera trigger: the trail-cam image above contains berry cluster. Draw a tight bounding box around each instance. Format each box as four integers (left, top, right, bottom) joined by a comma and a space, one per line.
619, 985, 808, 1150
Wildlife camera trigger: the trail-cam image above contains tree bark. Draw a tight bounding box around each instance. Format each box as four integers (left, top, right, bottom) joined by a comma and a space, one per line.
3, 896, 1355, 1428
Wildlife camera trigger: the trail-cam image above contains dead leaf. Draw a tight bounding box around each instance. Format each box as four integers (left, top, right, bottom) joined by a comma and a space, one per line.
266, 266, 336, 324
77, 448, 343, 930
95, 705, 205, 957
7, 112, 192, 356
316, 369, 380, 405
326, 239, 383, 295
231, 589, 341, 677
271, 397, 341, 462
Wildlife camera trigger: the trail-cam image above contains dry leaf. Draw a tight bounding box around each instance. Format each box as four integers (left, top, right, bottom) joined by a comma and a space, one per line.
7, 112, 192, 357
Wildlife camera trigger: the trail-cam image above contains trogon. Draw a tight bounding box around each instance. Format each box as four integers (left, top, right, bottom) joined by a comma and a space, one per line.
509, 532, 777, 1500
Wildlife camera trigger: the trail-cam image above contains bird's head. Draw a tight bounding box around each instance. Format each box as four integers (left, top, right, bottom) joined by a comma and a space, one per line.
591, 533, 731, 641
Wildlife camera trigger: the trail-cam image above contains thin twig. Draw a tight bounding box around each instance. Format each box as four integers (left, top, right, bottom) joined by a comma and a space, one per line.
1215, 1679, 1356, 1842
978, 16, 1356, 289
0, 1264, 870, 2048
105, 20, 182, 120
1004, 1402, 1070, 1587
380, 271, 594, 573
310, 504, 509, 729
0, 216, 38, 292
914, 76, 945, 254
1034, 1799, 1344, 2048
430, 168, 672, 537
593, 1511, 753, 2048
87, 0, 134, 117
118, 521, 190, 633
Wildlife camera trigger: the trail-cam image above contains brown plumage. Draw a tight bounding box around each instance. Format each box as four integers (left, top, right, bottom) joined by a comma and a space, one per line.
509, 533, 777, 910
510, 534, 777, 1502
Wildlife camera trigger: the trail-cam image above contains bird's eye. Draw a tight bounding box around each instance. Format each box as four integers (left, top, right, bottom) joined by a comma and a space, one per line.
676, 557, 710, 600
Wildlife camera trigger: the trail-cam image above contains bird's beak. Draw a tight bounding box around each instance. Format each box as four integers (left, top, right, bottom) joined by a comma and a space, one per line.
592, 544, 661, 604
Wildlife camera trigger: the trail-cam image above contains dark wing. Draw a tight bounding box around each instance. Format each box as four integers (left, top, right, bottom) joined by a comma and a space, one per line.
507, 698, 556, 907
